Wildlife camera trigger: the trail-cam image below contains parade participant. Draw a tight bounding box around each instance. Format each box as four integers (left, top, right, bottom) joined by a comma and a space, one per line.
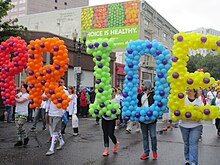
139, 80, 157, 160
14, 84, 29, 146
211, 91, 220, 137
67, 86, 79, 136
102, 88, 119, 156
80, 89, 88, 118
180, 88, 203, 165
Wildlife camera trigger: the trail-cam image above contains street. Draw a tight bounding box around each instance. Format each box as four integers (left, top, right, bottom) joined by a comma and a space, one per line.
0, 118, 220, 165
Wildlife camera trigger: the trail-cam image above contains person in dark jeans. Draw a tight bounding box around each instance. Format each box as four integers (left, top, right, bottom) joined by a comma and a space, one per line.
31, 107, 46, 131
27, 104, 34, 122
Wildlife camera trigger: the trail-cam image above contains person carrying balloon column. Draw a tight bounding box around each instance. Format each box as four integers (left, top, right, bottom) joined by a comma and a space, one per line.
66, 86, 79, 136
14, 84, 29, 147
180, 88, 203, 165
139, 80, 158, 160
211, 90, 220, 137
102, 88, 119, 156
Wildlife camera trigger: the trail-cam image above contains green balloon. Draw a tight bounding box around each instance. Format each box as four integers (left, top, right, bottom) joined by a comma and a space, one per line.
106, 111, 111, 117
111, 114, 116, 119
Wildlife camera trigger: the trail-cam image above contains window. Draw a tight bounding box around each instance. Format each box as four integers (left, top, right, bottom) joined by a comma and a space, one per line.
54, 6, 57, 9
64, 2, 67, 5
163, 33, 167, 41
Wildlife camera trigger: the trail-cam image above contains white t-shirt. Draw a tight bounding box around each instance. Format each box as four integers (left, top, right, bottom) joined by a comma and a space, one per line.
15, 93, 29, 116
215, 98, 220, 108
207, 91, 216, 104
179, 97, 204, 128
141, 92, 149, 107
67, 94, 77, 115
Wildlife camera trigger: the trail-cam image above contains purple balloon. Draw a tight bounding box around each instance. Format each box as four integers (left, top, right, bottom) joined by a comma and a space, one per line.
172, 72, 179, 79
124, 116, 130, 121
15, 52, 19, 56
29, 84, 34, 89
55, 65, 60, 70
162, 59, 167, 65
135, 112, 140, 118
98, 63, 103, 68
174, 110, 181, 116
31, 46, 35, 50
14, 62, 19, 67
46, 68, 52, 74
94, 42, 99, 48
88, 43, 93, 49
1, 87, 5, 91
96, 79, 101, 84
24, 66, 27, 69
2, 97, 6, 101
122, 92, 128, 98
127, 49, 133, 54
98, 88, 103, 93
53, 46, 59, 51
216, 40, 220, 46
100, 102, 105, 108
9, 42, 14, 46
201, 36, 207, 42
185, 112, 191, 118
178, 93, 184, 99
147, 111, 153, 117
204, 109, 210, 115
172, 56, 178, 62
40, 43, 45, 48
57, 98, 63, 103
28, 70, 34, 75
1, 46, 6, 50
0, 78, 5, 82
4, 67, 9, 72
157, 102, 163, 107
41, 80, 46, 85
156, 49, 162, 55
128, 63, 133, 68
187, 78, 194, 85
146, 43, 152, 49
111, 108, 117, 114
94, 109, 99, 114
157, 72, 164, 78
102, 42, 108, 47
203, 78, 210, 84
29, 100, 34, 104
127, 75, 133, 81
40, 72, 44, 76
177, 35, 183, 42
29, 54, 34, 59
49, 90, 55, 94
96, 56, 102, 61
159, 90, 165, 96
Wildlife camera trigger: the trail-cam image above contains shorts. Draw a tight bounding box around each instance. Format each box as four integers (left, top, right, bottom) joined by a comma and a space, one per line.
162, 112, 171, 121
49, 116, 62, 132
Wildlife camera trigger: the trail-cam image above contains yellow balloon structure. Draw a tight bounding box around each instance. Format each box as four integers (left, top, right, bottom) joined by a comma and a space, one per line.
168, 32, 220, 121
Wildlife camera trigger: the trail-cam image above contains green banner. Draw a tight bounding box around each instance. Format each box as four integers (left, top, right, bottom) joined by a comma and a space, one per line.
86, 26, 138, 49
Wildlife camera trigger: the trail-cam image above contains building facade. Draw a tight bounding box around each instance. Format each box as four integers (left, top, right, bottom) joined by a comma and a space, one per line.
3, 0, 88, 20
188, 27, 220, 56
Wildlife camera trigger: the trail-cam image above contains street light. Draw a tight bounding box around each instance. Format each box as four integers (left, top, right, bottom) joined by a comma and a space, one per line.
72, 29, 87, 95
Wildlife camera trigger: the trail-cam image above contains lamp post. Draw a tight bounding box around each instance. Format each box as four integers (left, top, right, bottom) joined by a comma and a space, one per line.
72, 29, 87, 95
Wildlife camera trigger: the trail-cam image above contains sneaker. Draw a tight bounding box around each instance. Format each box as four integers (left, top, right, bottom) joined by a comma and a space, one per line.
152, 152, 158, 159
185, 162, 190, 165
30, 127, 36, 131
56, 143, 65, 150
126, 129, 131, 134
73, 133, 78, 136
136, 128, 141, 133
139, 153, 149, 160
14, 141, 23, 147
46, 150, 54, 156
113, 143, 119, 153
102, 148, 109, 156
23, 137, 29, 145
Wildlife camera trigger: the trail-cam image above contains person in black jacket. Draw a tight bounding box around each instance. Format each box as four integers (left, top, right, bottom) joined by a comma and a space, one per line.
139, 80, 158, 160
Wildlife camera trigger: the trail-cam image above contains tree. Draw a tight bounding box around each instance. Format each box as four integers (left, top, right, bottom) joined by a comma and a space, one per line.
0, 0, 27, 42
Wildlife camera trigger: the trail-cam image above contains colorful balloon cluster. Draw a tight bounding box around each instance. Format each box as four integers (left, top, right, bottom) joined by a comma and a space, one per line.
168, 32, 220, 121
0, 36, 28, 105
124, 1, 139, 26
26, 37, 70, 109
108, 3, 125, 27
122, 40, 171, 122
87, 38, 120, 119
81, 7, 94, 30
93, 5, 108, 29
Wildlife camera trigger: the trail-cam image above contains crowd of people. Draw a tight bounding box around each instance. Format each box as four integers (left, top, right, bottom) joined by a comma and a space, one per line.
1, 78, 220, 165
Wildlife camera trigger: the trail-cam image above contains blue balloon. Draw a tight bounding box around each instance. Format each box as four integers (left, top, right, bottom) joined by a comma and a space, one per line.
140, 116, 145, 122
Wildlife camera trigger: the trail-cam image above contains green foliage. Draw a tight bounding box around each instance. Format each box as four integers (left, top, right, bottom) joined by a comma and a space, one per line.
0, 0, 27, 42
187, 52, 220, 80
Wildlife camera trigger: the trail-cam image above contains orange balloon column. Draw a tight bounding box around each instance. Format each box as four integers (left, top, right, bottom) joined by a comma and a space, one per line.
27, 37, 70, 109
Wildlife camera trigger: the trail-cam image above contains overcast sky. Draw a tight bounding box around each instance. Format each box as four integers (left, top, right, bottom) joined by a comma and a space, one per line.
89, 0, 220, 32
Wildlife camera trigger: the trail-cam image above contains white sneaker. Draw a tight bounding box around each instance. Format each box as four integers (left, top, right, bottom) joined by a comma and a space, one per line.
46, 150, 54, 156
73, 133, 78, 136
56, 143, 65, 150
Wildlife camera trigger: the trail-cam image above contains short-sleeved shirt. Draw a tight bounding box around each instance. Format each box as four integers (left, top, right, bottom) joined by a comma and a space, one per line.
15, 93, 29, 116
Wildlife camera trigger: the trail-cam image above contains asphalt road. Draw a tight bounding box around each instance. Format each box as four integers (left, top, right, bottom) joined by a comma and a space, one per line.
0, 118, 220, 165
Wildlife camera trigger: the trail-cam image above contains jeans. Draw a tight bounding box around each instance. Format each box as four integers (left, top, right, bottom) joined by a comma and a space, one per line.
140, 122, 157, 154
180, 125, 203, 165
5, 105, 13, 122
33, 108, 46, 129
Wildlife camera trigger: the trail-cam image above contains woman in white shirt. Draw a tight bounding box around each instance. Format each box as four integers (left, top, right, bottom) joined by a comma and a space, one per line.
14, 84, 29, 147
180, 88, 203, 165
211, 90, 220, 136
